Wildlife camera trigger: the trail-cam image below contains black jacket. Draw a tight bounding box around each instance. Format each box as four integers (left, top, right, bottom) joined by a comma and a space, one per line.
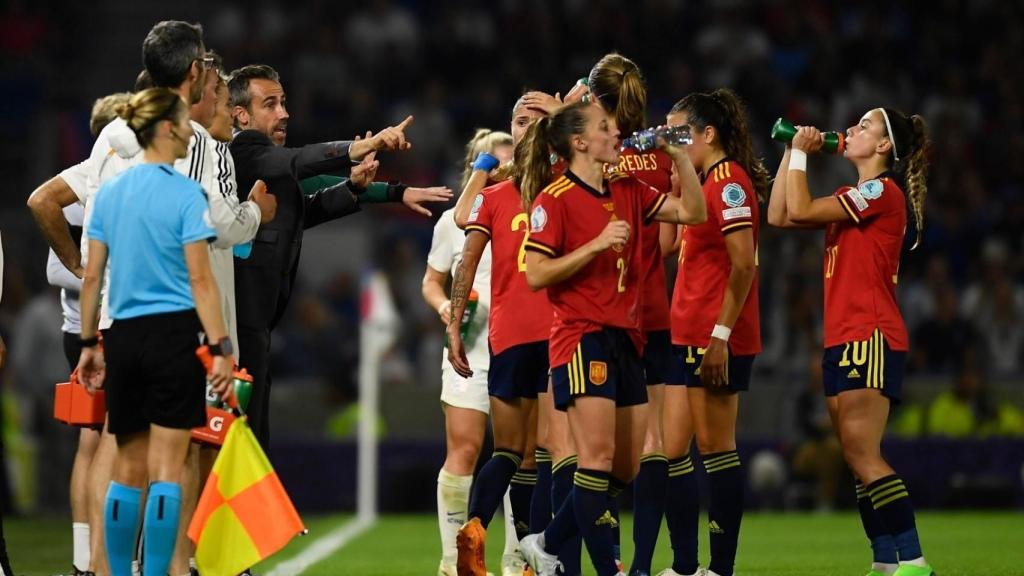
230, 129, 361, 331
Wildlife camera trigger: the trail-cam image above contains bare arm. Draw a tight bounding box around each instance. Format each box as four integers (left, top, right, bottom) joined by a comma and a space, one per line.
659, 168, 683, 256
766, 146, 803, 228
785, 127, 850, 225
47, 248, 83, 292
421, 264, 451, 325
27, 176, 83, 277
524, 220, 630, 290
446, 231, 489, 377
78, 240, 106, 342
184, 241, 234, 394
184, 241, 228, 343
655, 146, 706, 225
453, 170, 489, 229
701, 228, 758, 387
76, 240, 107, 392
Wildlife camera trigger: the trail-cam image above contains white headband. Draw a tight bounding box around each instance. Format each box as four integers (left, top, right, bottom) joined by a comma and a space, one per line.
877, 108, 899, 162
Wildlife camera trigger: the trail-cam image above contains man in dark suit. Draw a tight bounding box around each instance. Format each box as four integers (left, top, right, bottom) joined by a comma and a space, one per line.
228, 64, 449, 447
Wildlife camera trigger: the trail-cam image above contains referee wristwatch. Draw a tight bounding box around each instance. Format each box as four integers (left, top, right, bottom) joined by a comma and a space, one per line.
208, 337, 234, 358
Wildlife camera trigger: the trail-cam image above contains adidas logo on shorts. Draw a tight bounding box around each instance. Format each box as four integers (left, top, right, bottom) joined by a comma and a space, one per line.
847, 368, 861, 379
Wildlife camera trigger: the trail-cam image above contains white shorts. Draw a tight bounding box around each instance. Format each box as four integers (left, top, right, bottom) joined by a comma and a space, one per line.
441, 364, 490, 414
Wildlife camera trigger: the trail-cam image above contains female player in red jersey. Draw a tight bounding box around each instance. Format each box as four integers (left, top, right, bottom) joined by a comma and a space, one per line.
767, 108, 932, 576
446, 100, 552, 576
424, 128, 522, 576
659, 89, 768, 576
516, 101, 705, 576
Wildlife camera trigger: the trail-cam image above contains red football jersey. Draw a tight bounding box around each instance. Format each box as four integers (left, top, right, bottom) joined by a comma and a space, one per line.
671, 159, 761, 355
826, 173, 908, 350
524, 170, 666, 367
465, 180, 554, 355
613, 148, 673, 332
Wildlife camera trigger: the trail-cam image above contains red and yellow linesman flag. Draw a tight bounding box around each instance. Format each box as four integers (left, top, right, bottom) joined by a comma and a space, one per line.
187, 415, 305, 576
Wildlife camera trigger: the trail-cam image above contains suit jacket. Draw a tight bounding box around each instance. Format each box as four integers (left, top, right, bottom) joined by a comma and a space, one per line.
230, 129, 361, 332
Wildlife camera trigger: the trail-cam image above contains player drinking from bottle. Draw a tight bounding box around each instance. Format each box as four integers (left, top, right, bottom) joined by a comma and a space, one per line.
515, 101, 705, 576
767, 108, 933, 576
659, 88, 767, 576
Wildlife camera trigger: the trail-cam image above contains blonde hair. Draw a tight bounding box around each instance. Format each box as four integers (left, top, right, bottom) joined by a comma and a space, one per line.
116, 88, 186, 149
880, 110, 930, 250
90, 92, 132, 137
515, 102, 590, 212
460, 128, 514, 188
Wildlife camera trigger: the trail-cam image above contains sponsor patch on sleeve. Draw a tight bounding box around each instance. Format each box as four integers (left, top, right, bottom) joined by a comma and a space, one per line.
722, 206, 752, 220
468, 194, 484, 222
846, 187, 869, 212
530, 205, 548, 233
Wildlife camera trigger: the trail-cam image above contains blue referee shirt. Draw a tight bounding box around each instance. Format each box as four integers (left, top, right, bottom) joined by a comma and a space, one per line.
88, 163, 217, 320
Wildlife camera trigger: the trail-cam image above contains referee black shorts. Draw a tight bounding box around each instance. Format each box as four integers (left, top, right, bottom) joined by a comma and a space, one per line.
103, 309, 207, 436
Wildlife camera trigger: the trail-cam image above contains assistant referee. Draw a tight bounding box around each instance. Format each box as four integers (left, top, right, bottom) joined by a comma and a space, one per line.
75, 87, 234, 576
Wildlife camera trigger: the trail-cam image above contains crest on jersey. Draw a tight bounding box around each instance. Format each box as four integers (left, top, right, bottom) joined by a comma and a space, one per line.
468, 194, 484, 222
721, 183, 747, 208
589, 361, 608, 385
530, 205, 548, 233
858, 179, 884, 200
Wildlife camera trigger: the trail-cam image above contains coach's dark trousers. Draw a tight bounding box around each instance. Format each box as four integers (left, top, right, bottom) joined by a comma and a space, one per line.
238, 326, 273, 450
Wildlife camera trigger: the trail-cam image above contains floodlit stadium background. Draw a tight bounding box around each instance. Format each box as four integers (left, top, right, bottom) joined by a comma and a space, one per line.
1, 0, 1021, 546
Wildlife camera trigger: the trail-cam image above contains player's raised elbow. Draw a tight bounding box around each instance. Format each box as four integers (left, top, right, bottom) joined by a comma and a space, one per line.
453, 210, 470, 230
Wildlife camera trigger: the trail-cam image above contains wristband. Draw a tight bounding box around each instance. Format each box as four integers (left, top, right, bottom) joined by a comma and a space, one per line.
79, 335, 100, 348
711, 324, 732, 342
789, 149, 807, 172
471, 152, 499, 173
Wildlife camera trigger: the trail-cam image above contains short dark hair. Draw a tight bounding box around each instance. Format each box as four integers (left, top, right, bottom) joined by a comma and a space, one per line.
227, 64, 281, 110
142, 21, 205, 89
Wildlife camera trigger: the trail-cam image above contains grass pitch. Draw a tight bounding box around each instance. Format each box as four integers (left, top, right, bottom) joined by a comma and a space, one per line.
6, 511, 1022, 575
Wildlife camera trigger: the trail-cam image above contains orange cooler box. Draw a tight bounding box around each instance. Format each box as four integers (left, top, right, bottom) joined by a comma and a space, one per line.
54, 381, 106, 426
191, 407, 237, 446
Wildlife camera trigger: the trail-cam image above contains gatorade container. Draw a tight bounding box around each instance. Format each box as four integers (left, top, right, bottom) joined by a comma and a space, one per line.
192, 345, 248, 446
770, 118, 845, 154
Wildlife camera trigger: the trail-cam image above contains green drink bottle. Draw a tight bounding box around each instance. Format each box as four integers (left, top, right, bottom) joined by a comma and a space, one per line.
771, 118, 845, 154
233, 368, 253, 412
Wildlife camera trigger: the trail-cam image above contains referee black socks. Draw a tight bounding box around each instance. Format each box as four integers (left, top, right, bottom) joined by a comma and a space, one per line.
704, 450, 744, 576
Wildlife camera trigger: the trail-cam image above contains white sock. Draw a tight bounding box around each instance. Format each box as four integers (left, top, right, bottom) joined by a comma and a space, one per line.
872, 561, 898, 574
901, 557, 928, 567
131, 559, 141, 576
72, 522, 91, 571
501, 488, 518, 557
437, 469, 472, 566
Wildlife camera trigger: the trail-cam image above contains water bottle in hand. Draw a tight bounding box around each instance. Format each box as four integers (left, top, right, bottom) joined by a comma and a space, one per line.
622, 125, 693, 151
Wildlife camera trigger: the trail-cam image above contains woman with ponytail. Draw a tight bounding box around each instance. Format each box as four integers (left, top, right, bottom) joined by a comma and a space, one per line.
516, 101, 705, 576
658, 88, 766, 576
443, 104, 556, 575
75, 87, 234, 576
767, 108, 932, 576
585, 52, 679, 576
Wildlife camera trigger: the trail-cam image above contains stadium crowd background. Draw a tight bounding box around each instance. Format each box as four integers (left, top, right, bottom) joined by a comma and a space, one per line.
0, 0, 1022, 514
